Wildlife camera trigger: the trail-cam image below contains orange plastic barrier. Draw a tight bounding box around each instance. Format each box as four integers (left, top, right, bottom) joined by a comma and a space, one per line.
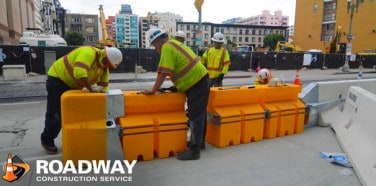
206, 84, 306, 148
206, 87, 264, 147
119, 91, 187, 161
257, 84, 305, 137
61, 90, 107, 164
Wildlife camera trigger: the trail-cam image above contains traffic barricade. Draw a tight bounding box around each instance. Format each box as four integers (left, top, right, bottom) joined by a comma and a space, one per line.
206, 86, 264, 147
257, 84, 305, 138
62, 91, 107, 164
119, 91, 187, 161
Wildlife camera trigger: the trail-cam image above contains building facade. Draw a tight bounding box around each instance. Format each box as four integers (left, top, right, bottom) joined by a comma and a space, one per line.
235, 10, 289, 26
115, 14, 139, 48
177, 22, 288, 49
106, 16, 116, 41
0, 0, 37, 44
65, 13, 99, 46
294, 0, 376, 53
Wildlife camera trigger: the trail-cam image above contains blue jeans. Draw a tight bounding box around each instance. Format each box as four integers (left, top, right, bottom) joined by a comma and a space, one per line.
41, 76, 71, 143
186, 75, 210, 154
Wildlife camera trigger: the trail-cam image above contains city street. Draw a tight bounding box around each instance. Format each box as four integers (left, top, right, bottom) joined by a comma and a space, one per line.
1, 68, 375, 186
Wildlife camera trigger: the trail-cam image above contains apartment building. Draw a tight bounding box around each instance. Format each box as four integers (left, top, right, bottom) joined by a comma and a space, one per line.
65, 13, 99, 46
236, 10, 289, 26
176, 22, 288, 49
294, 0, 376, 53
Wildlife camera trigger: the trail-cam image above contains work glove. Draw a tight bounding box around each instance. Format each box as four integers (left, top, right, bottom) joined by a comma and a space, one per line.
90, 85, 104, 92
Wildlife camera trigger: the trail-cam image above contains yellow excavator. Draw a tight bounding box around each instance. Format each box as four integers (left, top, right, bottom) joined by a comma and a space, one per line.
275, 41, 304, 53
97, 5, 118, 48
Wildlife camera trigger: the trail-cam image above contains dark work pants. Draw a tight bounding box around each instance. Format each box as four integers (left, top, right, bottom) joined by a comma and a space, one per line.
186, 74, 210, 154
41, 76, 71, 143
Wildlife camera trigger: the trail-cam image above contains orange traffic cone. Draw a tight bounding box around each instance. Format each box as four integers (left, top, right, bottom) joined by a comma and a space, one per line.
2, 154, 18, 182
294, 70, 301, 85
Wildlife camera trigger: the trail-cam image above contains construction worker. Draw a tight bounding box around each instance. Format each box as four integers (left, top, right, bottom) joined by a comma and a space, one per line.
254, 68, 272, 85
201, 32, 231, 87
144, 28, 210, 160
174, 30, 186, 43
40, 46, 123, 154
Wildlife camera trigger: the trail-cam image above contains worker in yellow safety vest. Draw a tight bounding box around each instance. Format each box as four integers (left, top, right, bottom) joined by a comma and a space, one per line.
200, 32, 231, 87
41, 46, 123, 154
143, 28, 210, 160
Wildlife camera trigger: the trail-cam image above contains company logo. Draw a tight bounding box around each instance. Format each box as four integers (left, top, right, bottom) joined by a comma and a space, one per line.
2, 154, 30, 182
35, 159, 137, 183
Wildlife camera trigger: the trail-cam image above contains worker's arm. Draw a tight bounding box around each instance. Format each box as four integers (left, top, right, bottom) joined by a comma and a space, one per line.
143, 72, 167, 95
79, 77, 92, 92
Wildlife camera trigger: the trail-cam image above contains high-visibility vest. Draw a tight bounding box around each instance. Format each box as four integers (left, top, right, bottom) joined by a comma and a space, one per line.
201, 47, 231, 78
47, 46, 109, 89
158, 39, 207, 92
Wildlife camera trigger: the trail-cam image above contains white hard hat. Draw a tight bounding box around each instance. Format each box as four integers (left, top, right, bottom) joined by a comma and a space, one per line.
105, 47, 123, 69
211, 32, 225, 43
257, 68, 271, 81
149, 28, 166, 44
175, 30, 185, 39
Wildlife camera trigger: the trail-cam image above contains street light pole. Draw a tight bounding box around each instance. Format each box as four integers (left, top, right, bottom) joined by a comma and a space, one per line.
342, 0, 362, 72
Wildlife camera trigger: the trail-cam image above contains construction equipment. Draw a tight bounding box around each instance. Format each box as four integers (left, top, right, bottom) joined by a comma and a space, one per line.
275, 41, 304, 53
97, 5, 117, 48
19, 0, 67, 46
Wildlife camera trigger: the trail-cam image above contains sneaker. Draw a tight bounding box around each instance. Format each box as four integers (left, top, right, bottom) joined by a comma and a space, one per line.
41, 141, 58, 154
177, 150, 200, 160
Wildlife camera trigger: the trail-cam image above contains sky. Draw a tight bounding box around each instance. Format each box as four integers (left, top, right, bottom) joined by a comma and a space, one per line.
59, 0, 296, 25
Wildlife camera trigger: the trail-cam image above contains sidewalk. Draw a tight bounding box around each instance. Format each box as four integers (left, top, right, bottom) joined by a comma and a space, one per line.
1, 69, 375, 103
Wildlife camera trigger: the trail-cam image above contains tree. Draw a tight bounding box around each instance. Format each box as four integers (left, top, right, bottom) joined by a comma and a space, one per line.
64, 32, 85, 46
263, 34, 285, 51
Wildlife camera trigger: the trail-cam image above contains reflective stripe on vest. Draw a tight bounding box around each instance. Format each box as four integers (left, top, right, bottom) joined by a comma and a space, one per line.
165, 41, 199, 82
63, 55, 83, 88
207, 48, 226, 72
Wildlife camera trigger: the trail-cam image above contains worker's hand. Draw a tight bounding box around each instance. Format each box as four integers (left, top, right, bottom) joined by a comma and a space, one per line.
143, 89, 155, 95
91, 85, 104, 93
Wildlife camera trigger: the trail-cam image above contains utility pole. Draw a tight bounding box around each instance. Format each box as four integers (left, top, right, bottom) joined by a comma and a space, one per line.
194, 0, 204, 54
342, 0, 362, 72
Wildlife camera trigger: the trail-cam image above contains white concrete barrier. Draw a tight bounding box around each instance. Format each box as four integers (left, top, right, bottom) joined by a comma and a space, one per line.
299, 79, 376, 127
2, 65, 26, 81
320, 86, 376, 186
316, 79, 376, 102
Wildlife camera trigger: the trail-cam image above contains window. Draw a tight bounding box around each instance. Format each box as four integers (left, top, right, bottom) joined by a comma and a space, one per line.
72, 17, 81, 23
85, 17, 94, 23
87, 36, 95, 42
86, 26, 94, 33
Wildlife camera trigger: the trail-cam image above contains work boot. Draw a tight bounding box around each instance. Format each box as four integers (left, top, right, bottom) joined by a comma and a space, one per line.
177, 150, 200, 160
187, 141, 206, 150
41, 140, 58, 154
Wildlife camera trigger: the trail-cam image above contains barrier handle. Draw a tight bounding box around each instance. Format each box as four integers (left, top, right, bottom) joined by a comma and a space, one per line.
158, 86, 178, 93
